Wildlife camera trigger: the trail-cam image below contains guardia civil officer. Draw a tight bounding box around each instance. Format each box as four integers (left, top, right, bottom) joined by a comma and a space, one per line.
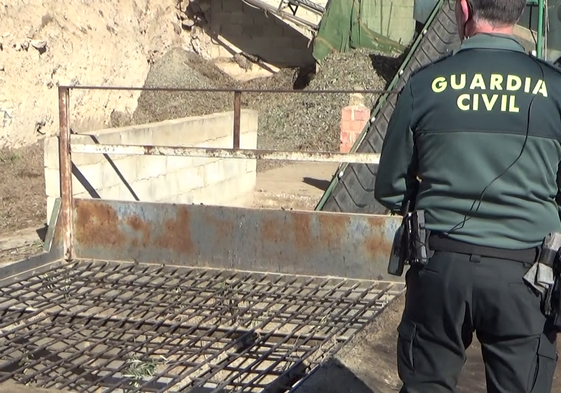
374, 0, 561, 392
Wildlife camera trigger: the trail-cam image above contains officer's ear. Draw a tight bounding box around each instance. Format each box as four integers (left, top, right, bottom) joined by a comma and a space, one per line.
463, 0, 473, 22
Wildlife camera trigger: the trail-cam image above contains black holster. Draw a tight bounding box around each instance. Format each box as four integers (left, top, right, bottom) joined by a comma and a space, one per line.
387, 207, 432, 277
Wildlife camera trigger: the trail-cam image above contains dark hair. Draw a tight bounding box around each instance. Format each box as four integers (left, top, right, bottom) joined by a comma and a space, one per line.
469, 0, 526, 26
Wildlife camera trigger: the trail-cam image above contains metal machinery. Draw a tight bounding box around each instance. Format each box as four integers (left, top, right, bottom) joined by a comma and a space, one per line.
0, 83, 403, 392
0, 1, 557, 392
241, 0, 325, 31
316, 0, 558, 214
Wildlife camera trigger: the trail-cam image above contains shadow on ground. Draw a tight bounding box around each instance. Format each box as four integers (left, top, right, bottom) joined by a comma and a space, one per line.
303, 177, 330, 192
295, 293, 561, 393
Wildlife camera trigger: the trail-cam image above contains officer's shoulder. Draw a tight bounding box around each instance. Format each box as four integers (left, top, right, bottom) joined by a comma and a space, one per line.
529, 56, 561, 78
408, 52, 454, 80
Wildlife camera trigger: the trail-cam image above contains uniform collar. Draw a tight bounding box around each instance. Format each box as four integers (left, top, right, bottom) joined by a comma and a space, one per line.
455, 33, 526, 54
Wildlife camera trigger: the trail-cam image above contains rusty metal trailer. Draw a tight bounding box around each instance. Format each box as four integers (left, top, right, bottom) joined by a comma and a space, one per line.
0, 87, 403, 392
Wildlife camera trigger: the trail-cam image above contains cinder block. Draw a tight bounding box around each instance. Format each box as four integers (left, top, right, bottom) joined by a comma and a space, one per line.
191, 156, 218, 168
100, 185, 123, 201
121, 126, 153, 145
228, 190, 255, 208
195, 136, 230, 149
166, 155, 194, 172
202, 159, 228, 186
136, 156, 167, 180
45, 167, 61, 197
101, 155, 139, 188
177, 166, 205, 192
46, 196, 56, 223
118, 184, 141, 201
72, 163, 104, 194
190, 185, 218, 205
131, 178, 155, 201
43, 110, 265, 223
243, 24, 263, 36
241, 110, 258, 134
221, 24, 244, 37
244, 158, 257, 174
240, 130, 258, 149
44, 137, 59, 169
221, 1, 243, 13
236, 171, 257, 195
174, 193, 195, 205
151, 174, 180, 202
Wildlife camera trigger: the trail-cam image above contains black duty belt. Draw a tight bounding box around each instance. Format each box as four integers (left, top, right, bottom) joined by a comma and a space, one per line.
428, 234, 539, 264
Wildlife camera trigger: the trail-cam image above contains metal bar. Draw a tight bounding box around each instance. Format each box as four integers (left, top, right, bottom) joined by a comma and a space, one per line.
286, 0, 325, 14
43, 198, 61, 252
70, 143, 380, 164
537, 0, 544, 59
57, 85, 398, 94
233, 91, 242, 149
0, 261, 404, 392
238, 0, 320, 30
57, 86, 73, 261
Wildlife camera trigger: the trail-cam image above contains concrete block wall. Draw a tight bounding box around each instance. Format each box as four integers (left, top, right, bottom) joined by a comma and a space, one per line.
44, 110, 258, 222
206, 0, 416, 67
209, 0, 315, 67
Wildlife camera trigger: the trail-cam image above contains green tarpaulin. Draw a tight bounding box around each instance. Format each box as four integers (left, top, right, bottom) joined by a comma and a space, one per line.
312, 0, 407, 63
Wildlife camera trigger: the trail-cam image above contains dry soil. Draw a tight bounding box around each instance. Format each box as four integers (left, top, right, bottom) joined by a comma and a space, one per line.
0, 46, 402, 259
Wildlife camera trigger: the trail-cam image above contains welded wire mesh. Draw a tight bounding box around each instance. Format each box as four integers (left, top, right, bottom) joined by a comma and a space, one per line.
0, 260, 403, 392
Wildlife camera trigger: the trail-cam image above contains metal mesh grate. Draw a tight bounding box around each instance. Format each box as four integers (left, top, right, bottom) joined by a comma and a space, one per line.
0, 260, 403, 392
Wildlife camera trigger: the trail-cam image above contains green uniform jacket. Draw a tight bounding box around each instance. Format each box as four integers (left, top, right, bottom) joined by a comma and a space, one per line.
374, 33, 561, 249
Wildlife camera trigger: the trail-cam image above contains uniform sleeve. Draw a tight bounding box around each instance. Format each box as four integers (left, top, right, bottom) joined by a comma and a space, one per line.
374, 81, 418, 213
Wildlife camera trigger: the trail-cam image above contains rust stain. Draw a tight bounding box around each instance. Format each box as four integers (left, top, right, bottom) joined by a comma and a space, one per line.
126, 215, 152, 246
260, 215, 289, 244
205, 212, 235, 241
319, 214, 351, 250
154, 206, 194, 253
364, 216, 393, 260
75, 199, 126, 247
291, 212, 312, 252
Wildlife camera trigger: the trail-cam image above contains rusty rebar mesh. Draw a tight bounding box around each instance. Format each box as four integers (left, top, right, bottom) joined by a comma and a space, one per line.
0, 260, 403, 393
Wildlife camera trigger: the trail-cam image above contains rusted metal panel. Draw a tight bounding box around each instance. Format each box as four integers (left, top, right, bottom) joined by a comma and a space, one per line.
70, 143, 381, 164
0, 202, 66, 284
72, 199, 401, 281
233, 90, 241, 149
58, 86, 73, 261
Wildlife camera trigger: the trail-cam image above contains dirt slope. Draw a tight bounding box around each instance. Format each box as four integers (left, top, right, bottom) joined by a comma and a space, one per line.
0, 0, 188, 148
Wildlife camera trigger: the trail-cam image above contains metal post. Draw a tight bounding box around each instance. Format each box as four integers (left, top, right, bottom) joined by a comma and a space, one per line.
537, 0, 544, 59
58, 86, 74, 261
233, 90, 242, 149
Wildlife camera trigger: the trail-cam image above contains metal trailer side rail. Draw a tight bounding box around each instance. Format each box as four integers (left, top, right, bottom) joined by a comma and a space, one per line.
56, 85, 396, 260
0, 85, 404, 393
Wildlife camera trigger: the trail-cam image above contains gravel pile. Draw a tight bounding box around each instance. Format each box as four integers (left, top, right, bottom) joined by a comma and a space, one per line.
124, 46, 403, 170
243, 48, 401, 156
131, 48, 237, 125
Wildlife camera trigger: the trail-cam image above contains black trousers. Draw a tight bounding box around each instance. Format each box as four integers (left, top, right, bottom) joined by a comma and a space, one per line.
397, 250, 558, 393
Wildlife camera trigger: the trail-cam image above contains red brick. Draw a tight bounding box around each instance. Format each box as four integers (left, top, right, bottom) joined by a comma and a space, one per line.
351, 119, 367, 132
351, 106, 370, 122
341, 107, 353, 121
340, 130, 351, 144
348, 131, 358, 144
341, 120, 352, 133
340, 141, 352, 153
